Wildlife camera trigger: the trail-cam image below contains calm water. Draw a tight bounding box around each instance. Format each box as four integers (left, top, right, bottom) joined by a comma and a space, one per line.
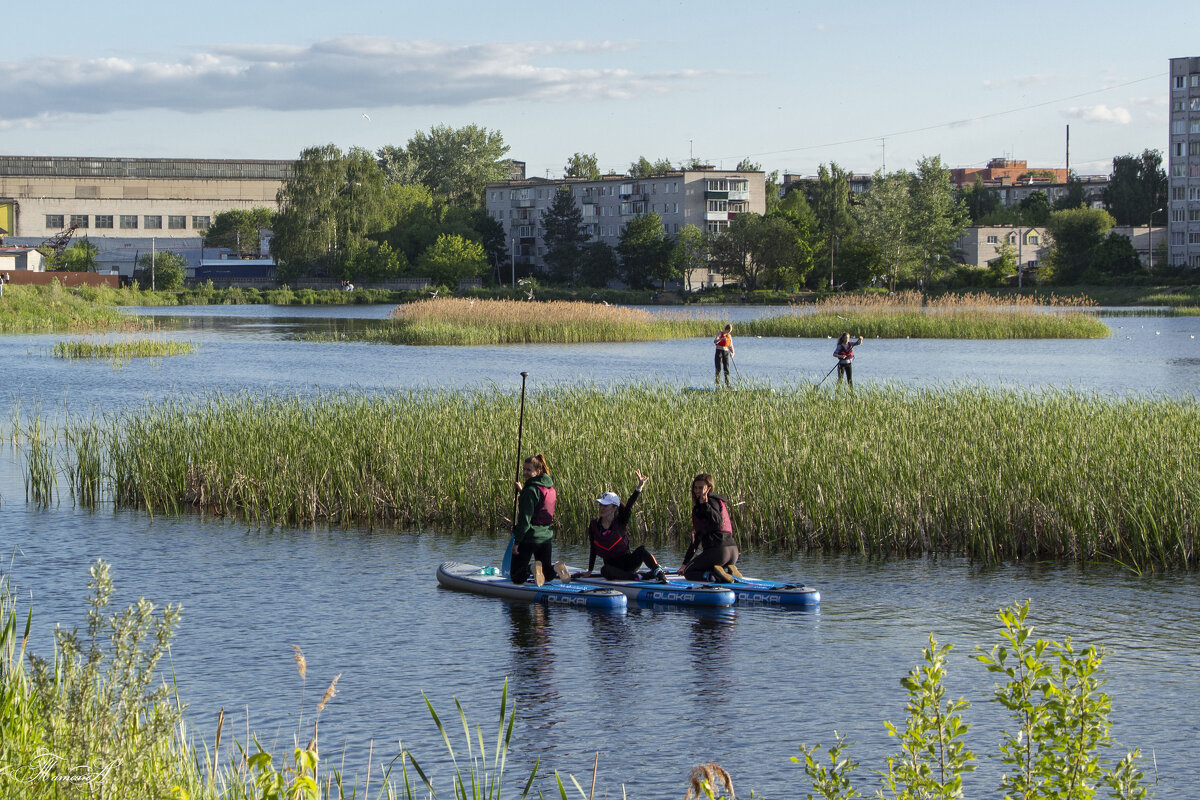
1, 304, 1198, 797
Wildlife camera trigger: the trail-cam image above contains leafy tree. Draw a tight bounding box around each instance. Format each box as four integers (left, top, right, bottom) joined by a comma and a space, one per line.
376, 144, 421, 187
810, 163, 855, 288
580, 241, 619, 287
564, 153, 601, 180
1043, 207, 1116, 284
272, 144, 388, 276
987, 242, 1018, 286
909, 155, 969, 285
399, 124, 510, 209
415, 233, 489, 287
735, 158, 761, 171
628, 157, 674, 178
958, 178, 1001, 222
616, 212, 669, 288
709, 213, 765, 289
853, 170, 917, 290
1018, 190, 1052, 226
1053, 175, 1088, 211
49, 238, 98, 271
470, 210, 509, 283
672, 224, 709, 292
203, 207, 275, 258
1103, 150, 1167, 226
1092, 231, 1144, 277
755, 214, 813, 289
540, 187, 588, 283
133, 250, 187, 290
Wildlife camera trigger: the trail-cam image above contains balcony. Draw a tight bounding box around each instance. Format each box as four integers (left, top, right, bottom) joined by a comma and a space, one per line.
511, 198, 536, 208
705, 210, 731, 221
727, 190, 750, 201
705, 190, 729, 200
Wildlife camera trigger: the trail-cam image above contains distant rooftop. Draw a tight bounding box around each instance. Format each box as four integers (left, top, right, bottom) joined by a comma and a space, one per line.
0, 155, 293, 180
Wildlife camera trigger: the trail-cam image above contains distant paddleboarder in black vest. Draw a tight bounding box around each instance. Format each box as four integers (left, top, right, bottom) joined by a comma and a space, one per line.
714, 324, 734, 386
834, 332, 863, 387
680, 473, 740, 583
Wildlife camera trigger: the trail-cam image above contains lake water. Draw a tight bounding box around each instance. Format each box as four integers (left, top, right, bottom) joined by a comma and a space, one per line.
1, 304, 1197, 798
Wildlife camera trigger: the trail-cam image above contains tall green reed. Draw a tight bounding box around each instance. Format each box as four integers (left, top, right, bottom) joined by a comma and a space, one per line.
43, 384, 1200, 570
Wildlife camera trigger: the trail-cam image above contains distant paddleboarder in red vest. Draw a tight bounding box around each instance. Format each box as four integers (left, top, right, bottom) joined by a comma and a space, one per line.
680, 473, 740, 583
834, 332, 863, 387
714, 324, 734, 386
511, 453, 557, 586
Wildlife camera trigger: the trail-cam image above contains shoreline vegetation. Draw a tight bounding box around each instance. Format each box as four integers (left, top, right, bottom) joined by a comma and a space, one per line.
25, 383, 1199, 571
0, 564, 1152, 800
0, 283, 151, 334
52, 338, 197, 360
311, 292, 1110, 346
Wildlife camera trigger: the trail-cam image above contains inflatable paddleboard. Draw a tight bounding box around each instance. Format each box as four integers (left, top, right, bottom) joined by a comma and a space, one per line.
570, 572, 735, 606
436, 561, 627, 610
666, 572, 820, 607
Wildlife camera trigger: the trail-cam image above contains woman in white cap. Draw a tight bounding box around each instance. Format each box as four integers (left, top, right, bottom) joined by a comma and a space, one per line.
579, 470, 669, 583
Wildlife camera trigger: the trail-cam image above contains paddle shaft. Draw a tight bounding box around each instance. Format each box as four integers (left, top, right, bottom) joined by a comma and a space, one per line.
512, 371, 529, 523
816, 362, 838, 387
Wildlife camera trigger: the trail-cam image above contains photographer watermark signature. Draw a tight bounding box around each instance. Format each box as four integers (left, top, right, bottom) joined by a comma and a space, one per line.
2, 750, 121, 785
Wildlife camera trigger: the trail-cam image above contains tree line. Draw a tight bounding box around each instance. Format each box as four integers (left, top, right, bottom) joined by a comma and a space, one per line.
38, 131, 1176, 290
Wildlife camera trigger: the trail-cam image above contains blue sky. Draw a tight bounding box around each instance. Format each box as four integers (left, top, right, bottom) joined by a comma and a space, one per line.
1, 1, 1191, 179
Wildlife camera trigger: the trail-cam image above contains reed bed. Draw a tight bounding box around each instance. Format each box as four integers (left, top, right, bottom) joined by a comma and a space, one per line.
318, 296, 1108, 345
46, 384, 1200, 570
0, 283, 149, 334
52, 338, 197, 360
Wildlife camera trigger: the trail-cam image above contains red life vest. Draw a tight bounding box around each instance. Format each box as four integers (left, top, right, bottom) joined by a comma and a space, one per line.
531, 484, 557, 526
589, 518, 630, 558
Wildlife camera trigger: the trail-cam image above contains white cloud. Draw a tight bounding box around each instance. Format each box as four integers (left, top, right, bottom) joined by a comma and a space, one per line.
0, 37, 725, 124
1063, 104, 1132, 124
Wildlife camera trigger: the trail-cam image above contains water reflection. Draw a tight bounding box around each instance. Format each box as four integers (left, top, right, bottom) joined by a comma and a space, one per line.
505, 603, 561, 718
684, 608, 738, 706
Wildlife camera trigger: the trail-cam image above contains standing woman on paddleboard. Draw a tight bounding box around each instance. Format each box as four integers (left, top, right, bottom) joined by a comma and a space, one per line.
680, 473, 740, 583
580, 469, 669, 583
834, 332, 863, 387
511, 454, 557, 585
713, 324, 734, 386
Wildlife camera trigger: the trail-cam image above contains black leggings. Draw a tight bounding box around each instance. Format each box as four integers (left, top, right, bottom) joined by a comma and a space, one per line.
714, 350, 731, 382
837, 362, 853, 385
510, 540, 554, 584
600, 546, 660, 580
683, 545, 739, 582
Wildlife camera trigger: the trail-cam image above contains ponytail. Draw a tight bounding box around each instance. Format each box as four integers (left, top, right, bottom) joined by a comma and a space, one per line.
525, 453, 549, 475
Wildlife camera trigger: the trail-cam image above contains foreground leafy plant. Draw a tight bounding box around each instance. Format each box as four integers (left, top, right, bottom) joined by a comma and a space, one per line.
799, 601, 1150, 800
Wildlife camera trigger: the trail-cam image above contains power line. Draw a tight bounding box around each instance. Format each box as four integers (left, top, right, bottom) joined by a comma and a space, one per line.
722, 73, 1165, 163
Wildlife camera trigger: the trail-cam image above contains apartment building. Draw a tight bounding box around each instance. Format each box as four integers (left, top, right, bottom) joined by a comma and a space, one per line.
485, 168, 765, 273
1169, 56, 1200, 267
956, 225, 1050, 271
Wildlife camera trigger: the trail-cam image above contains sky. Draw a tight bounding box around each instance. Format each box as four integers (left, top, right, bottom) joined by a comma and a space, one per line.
1, 1, 1193, 180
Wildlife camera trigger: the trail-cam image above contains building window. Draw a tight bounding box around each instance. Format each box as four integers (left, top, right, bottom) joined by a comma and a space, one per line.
1027, 234, 1040, 245
1174, 120, 1187, 134
120, 215, 138, 229
1190, 142, 1200, 157
1189, 209, 1200, 221
168, 215, 187, 229
1192, 98, 1200, 111
1174, 76, 1185, 89
69, 214, 88, 228
707, 200, 729, 212
1190, 233, 1200, 245
94, 215, 114, 229
46, 214, 64, 229
1175, 208, 1187, 222
986, 235, 998, 244
144, 215, 162, 229
1173, 231, 1186, 245
1192, 74, 1200, 87
705, 220, 729, 234
1174, 142, 1185, 157
1173, 187, 1186, 200
192, 216, 211, 230
1192, 120, 1200, 134
1173, 164, 1186, 177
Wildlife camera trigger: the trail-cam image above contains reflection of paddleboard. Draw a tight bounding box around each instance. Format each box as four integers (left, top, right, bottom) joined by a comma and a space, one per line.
569, 570, 735, 606
436, 561, 626, 609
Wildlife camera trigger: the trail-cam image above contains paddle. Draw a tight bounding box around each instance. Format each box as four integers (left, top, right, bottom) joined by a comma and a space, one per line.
501, 371, 529, 578
815, 362, 838, 388
729, 352, 742, 383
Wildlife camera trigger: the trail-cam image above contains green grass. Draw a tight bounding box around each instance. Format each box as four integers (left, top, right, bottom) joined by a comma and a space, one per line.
0, 283, 151, 334
36, 383, 1200, 570
52, 338, 197, 359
